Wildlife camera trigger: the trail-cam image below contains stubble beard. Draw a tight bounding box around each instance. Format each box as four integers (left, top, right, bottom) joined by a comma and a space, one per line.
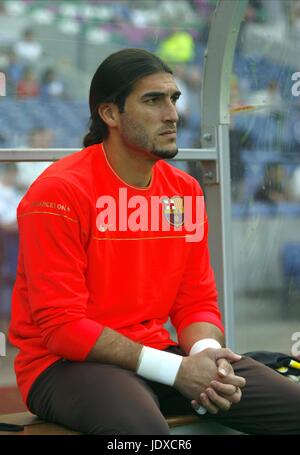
151, 147, 178, 160
120, 115, 178, 161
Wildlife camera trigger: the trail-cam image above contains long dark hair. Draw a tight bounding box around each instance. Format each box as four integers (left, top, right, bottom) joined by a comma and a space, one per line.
83, 48, 173, 147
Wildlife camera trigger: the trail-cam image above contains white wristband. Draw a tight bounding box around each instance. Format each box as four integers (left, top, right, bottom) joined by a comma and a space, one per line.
189, 338, 222, 416
137, 346, 183, 386
189, 338, 222, 356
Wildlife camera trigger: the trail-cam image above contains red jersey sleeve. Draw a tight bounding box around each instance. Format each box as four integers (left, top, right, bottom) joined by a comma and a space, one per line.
169, 183, 224, 337
17, 176, 103, 360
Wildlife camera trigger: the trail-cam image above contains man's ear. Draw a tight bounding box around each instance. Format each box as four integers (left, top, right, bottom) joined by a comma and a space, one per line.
98, 104, 118, 127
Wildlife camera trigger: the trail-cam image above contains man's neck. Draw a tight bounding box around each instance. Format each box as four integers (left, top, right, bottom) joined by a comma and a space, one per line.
102, 138, 155, 188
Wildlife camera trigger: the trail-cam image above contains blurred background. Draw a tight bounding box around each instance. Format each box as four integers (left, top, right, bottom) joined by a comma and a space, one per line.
0, 0, 300, 413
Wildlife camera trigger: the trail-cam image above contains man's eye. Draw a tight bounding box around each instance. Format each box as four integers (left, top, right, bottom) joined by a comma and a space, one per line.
146, 98, 157, 104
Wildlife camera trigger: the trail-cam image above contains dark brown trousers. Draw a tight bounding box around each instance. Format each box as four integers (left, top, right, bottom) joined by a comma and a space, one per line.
27, 346, 300, 435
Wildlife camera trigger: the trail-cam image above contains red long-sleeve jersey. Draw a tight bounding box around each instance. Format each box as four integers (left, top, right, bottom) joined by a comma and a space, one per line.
9, 143, 223, 405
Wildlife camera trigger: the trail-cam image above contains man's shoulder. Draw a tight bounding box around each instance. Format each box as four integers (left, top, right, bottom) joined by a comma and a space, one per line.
156, 160, 202, 193
27, 144, 99, 190
39, 145, 97, 178
20, 145, 99, 203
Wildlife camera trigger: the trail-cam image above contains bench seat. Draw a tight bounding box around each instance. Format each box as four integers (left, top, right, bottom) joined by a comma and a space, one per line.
0, 411, 200, 435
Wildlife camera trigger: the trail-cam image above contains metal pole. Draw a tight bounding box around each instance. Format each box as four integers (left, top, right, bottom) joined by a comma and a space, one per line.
201, 0, 248, 349
0, 148, 217, 162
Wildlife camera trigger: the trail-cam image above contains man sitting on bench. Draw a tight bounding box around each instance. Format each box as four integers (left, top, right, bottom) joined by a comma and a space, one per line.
9, 48, 300, 435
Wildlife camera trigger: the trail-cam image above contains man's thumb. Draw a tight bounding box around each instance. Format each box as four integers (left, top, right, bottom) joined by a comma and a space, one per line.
215, 348, 242, 363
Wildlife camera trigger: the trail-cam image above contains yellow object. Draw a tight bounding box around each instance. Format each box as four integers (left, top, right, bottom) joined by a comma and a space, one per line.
290, 360, 300, 370
276, 367, 288, 373
157, 32, 195, 63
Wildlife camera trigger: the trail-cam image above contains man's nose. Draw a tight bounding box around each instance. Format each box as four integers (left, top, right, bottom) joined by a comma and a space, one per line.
163, 100, 179, 123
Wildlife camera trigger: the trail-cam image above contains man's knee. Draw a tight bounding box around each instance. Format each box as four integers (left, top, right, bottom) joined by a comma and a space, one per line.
90, 410, 170, 435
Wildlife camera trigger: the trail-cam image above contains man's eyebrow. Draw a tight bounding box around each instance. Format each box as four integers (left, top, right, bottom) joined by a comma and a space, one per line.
140, 90, 181, 99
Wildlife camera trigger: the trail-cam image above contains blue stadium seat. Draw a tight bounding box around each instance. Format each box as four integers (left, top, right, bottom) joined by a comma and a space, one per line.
281, 243, 300, 285
247, 202, 277, 217
231, 203, 248, 218
0, 99, 90, 148
281, 242, 300, 315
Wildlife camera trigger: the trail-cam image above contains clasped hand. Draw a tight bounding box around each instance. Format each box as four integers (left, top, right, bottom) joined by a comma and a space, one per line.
174, 348, 246, 415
